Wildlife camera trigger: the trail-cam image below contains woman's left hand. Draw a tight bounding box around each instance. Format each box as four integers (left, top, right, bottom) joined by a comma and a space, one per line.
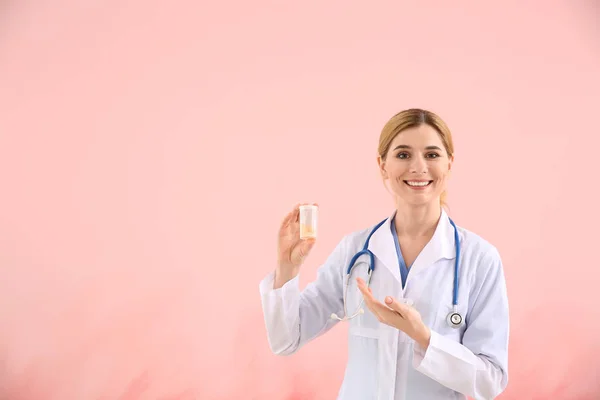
357, 277, 431, 349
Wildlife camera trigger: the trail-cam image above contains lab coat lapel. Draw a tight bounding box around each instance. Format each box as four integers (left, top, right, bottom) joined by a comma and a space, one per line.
367, 209, 457, 284
407, 208, 457, 279
368, 211, 401, 283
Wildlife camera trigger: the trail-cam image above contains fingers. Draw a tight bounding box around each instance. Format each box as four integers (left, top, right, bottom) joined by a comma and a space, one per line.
281, 203, 301, 226
290, 237, 316, 266
357, 278, 405, 319
356, 277, 373, 296
384, 296, 409, 319
357, 278, 385, 318
299, 238, 316, 257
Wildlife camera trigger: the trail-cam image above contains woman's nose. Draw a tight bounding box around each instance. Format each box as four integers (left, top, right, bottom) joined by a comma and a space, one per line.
409, 156, 427, 174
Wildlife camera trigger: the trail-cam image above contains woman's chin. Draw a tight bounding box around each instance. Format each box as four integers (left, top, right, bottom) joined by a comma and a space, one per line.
392, 190, 439, 207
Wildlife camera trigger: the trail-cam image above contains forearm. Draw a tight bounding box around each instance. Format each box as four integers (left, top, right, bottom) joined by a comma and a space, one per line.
260, 272, 302, 355
414, 325, 431, 350
412, 331, 508, 399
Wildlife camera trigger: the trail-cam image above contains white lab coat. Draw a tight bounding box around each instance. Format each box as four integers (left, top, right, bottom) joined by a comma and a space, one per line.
259, 209, 509, 400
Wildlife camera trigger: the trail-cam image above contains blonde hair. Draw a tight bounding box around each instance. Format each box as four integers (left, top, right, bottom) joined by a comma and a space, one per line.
378, 108, 455, 207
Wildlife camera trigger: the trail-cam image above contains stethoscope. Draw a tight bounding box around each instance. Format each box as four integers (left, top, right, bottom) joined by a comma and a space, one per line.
330, 216, 464, 329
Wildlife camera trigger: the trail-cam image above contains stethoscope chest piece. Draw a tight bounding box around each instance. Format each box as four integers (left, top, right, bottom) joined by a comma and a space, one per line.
446, 311, 463, 328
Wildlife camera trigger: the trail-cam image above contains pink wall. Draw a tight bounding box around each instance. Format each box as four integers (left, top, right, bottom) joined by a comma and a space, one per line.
0, 1, 598, 399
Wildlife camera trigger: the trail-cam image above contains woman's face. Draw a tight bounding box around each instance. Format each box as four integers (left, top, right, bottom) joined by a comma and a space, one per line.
378, 124, 453, 207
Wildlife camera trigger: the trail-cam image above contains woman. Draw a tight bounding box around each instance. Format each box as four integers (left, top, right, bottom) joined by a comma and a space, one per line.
259, 109, 509, 400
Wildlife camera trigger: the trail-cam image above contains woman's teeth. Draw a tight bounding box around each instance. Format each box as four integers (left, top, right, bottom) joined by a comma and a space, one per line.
405, 181, 431, 187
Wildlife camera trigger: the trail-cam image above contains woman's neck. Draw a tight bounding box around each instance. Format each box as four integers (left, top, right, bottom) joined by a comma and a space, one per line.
393, 203, 442, 239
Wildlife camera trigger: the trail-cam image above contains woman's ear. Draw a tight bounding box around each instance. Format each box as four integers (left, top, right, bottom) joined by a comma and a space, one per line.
377, 156, 388, 178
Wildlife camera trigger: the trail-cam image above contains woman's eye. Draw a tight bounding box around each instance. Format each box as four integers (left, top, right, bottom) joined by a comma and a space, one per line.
396, 152, 440, 159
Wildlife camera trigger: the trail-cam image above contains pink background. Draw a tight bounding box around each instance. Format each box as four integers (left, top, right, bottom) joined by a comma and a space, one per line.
1, 1, 599, 399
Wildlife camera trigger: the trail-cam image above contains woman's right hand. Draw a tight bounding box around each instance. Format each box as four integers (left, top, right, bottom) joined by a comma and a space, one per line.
274, 203, 318, 288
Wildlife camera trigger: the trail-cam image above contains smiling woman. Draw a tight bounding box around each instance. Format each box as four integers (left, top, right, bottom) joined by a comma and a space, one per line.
260, 108, 509, 400
377, 109, 455, 210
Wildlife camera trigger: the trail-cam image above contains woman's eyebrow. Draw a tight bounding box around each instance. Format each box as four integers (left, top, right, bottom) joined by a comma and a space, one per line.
393, 145, 443, 151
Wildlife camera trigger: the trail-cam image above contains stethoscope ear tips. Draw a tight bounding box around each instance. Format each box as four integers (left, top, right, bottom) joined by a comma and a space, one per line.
358, 308, 364, 314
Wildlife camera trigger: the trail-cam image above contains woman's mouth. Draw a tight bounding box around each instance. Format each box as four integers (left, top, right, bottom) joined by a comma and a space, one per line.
403, 180, 433, 190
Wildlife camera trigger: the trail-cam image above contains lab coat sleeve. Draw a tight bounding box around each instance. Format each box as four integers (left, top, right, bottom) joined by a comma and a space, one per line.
412, 247, 509, 400
258, 236, 348, 356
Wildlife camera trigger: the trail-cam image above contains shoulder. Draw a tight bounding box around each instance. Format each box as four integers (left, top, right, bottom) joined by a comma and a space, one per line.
458, 226, 500, 259
455, 224, 504, 277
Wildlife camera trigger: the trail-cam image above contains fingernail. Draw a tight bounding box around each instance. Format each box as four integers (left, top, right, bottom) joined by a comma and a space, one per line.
385, 296, 392, 304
